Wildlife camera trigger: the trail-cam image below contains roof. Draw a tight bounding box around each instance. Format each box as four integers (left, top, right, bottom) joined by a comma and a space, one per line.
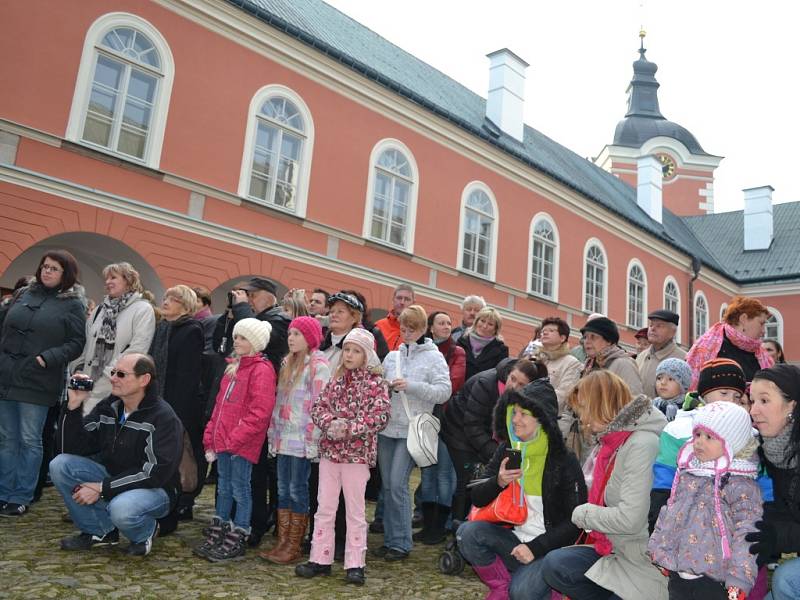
227, 0, 798, 284
682, 203, 800, 284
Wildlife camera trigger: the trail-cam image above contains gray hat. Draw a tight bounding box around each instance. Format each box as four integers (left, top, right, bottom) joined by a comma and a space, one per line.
647, 309, 679, 326
240, 277, 277, 296
655, 358, 692, 394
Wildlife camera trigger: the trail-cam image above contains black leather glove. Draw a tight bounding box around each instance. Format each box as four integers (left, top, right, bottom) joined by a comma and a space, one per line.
745, 519, 778, 566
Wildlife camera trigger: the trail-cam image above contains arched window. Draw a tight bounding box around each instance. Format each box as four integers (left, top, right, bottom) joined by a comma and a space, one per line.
720, 303, 729, 321
239, 85, 314, 215
627, 261, 647, 328
765, 307, 784, 345
363, 139, 418, 251
663, 277, 681, 343
694, 292, 709, 339
528, 214, 558, 300
458, 183, 498, 279
583, 240, 606, 314
66, 13, 174, 168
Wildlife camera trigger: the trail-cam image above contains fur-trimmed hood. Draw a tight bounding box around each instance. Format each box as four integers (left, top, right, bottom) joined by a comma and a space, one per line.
600, 394, 665, 438
24, 282, 86, 302
493, 378, 567, 455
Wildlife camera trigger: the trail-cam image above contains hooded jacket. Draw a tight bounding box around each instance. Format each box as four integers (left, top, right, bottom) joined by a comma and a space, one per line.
0, 283, 86, 406
469, 379, 587, 558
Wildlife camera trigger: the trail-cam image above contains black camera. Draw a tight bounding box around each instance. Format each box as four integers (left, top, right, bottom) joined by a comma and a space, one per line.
227, 291, 236, 308
68, 377, 94, 391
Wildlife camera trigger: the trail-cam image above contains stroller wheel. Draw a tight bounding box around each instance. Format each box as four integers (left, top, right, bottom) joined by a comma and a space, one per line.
439, 548, 465, 575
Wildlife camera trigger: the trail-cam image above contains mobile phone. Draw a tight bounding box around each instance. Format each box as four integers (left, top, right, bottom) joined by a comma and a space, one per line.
503, 448, 522, 470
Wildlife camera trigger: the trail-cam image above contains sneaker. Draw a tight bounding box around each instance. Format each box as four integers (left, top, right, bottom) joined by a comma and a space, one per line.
295, 561, 332, 578
384, 547, 409, 561
345, 567, 365, 585
0, 503, 27, 517
126, 523, 159, 557
61, 529, 120, 551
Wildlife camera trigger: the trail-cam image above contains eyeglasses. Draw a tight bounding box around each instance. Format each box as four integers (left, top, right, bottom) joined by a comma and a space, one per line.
40, 264, 63, 273
110, 369, 135, 379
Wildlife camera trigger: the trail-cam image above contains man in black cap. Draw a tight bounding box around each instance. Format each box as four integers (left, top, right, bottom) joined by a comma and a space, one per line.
579, 316, 643, 396
636, 309, 686, 399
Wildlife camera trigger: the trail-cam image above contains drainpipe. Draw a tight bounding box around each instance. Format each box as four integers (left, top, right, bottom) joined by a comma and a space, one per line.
687, 256, 701, 346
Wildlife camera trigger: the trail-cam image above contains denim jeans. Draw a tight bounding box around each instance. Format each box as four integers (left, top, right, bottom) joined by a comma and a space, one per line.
540, 545, 622, 600
419, 440, 457, 507
0, 400, 50, 505
768, 557, 800, 600
216, 452, 253, 533
378, 435, 416, 553
49, 454, 170, 543
457, 520, 552, 600
276, 454, 311, 514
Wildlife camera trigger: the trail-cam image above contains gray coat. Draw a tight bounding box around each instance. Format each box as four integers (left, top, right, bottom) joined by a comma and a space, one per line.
571, 395, 668, 600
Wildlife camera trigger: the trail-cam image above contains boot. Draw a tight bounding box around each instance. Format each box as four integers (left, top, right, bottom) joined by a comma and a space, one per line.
412, 502, 436, 542
422, 504, 450, 545
472, 556, 510, 600
205, 527, 247, 562
193, 518, 229, 558
259, 509, 291, 562
265, 512, 307, 564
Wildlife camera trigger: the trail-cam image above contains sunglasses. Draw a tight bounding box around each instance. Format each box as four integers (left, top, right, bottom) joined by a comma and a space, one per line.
110, 369, 135, 379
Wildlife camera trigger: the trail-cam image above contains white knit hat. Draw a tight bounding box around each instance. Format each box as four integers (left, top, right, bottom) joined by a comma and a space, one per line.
233, 318, 272, 353
691, 401, 754, 466
343, 328, 380, 369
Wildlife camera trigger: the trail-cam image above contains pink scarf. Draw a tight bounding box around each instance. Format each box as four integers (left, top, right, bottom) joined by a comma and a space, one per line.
586, 430, 633, 556
685, 322, 773, 390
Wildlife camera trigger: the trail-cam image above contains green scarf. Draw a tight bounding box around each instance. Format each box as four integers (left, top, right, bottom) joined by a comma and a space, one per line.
506, 404, 549, 496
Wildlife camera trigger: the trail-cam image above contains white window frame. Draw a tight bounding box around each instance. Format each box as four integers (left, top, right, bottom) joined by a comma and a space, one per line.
237, 84, 315, 218
362, 138, 419, 253
719, 302, 729, 322
582, 238, 608, 315
663, 276, 681, 343
527, 212, 559, 301
765, 306, 784, 346
66, 12, 174, 169
456, 181, 498, 280
626, 259, 647, 329
694, 290, 709, 340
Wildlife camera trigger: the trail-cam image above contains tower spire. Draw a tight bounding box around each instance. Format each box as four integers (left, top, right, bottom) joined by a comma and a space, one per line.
625, 32, 663, 119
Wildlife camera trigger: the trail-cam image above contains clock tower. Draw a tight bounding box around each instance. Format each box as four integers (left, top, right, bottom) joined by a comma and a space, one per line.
594, 33, 723, 216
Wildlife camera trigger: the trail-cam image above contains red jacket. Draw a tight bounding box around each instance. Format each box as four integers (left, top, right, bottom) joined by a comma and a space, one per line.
436, 337, 466, 396
203, 354, 276, 464
375, 312, 401, 351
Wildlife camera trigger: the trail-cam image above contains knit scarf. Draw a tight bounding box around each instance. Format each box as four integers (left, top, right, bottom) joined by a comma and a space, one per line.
586, 430, 633, 555
536, 342, 571, 362
468, 332, 494, 357
506, 404, 549, 496
582, 344, 619, 376
762, 424, 798, 470
151, 315, 192, 398
685, 322, 774, 389
99, 291, 137, 345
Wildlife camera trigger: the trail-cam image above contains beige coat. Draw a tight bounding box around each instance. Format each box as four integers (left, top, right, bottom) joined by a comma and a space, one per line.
636, 340, 686, 399
571, 395, 668, 600
536, 347, 582, 439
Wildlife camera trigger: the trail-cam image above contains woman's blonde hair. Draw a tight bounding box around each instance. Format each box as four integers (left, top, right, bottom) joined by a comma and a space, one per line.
473, 307, 502, 335
165, 285, 198, 315
568, 370, 632, 430
102, 262, 144, 294
399, 305, 427, 331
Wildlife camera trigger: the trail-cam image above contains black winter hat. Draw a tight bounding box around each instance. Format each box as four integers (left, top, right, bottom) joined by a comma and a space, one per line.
697, 358, 746, 398
580, 317, 619, 345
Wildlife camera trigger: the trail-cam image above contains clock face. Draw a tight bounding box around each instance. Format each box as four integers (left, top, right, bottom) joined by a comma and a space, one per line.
657, 153, 677, 180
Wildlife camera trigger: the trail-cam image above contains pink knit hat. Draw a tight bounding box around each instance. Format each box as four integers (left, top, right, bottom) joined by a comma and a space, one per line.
343, 328, 381, 369
289, 316, 323, 351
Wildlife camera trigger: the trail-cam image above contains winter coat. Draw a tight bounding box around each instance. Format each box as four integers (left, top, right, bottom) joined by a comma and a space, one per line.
311, 367, 390, 467
636, 340, 686, 399
0, 283, 86, 406
570, 395, 668, 600
212, 303, 290, 374
758, 450, 800, 557
533, 346, 582, 438
58, 386, 183, 506
269, 351, 331, 459
717, 333, 761, 382
470, 383, 587, 558
381, 337, 451, 439
375, 311, 402, 352
649, 467, 761, 591
203, 355, 276, 464
441, 358, 516, 461
73, 294, 156, 414
585, 345, 644, 397
457, 334, 509, 382
435, 336, 466, 397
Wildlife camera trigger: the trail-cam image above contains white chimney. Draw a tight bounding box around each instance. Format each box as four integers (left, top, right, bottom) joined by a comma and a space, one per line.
637, 155, 663, 223
486, 49, 528, 142
743, 185, 774, 250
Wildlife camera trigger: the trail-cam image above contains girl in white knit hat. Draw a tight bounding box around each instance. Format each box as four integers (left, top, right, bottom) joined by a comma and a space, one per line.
648, 401, 763, 600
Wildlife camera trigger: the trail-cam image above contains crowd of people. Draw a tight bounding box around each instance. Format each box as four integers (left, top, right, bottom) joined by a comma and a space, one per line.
0, 250, 798, 599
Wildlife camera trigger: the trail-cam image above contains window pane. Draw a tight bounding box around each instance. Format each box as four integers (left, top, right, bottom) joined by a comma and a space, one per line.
122, 99, 151, 133
94, 55, 123, 90
117, 127, 146, 158
83, 113, 113, 146
249, 175, 269, 201
127, 70, 156, 104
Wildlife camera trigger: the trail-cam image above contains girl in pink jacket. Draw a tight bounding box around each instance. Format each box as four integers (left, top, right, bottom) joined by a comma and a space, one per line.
295, 328, 390, 586
196, 318, 276, 562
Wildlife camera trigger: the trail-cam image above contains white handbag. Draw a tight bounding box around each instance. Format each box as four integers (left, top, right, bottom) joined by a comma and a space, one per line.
396, 351, 440, 467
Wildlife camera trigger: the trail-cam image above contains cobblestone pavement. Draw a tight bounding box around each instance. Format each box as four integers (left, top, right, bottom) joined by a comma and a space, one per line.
0, 485, 483, 599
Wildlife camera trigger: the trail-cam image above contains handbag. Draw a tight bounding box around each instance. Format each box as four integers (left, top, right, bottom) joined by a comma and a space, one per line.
396, 350, 440, 467
468, 479, 527, 526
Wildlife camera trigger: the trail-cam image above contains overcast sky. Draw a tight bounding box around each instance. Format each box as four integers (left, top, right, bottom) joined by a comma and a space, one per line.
326, 0, 798, 213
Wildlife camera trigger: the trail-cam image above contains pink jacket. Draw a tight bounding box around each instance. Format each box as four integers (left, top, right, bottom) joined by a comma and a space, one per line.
204, 354, 277, 464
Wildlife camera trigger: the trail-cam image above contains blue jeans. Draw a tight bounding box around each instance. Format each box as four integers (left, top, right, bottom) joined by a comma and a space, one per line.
419, 440, 457, 507
49, 454, 170, 543
540, 545, 621, 600
457, 520, 552, 600
768, 557, 800, 600
0, 400, 50, 505
216, 452, 253, 533
378, 435, 416, 553
276, 454, 311, 513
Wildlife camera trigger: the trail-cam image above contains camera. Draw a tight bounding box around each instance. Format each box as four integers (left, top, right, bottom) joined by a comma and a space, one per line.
227, 291, 236, 309
68, 377, 94, 391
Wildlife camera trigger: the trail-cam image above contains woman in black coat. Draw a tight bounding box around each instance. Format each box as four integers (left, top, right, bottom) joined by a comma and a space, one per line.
0, 251, 86, 516
456, 306, 509, 381
456, 379, 587, 599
